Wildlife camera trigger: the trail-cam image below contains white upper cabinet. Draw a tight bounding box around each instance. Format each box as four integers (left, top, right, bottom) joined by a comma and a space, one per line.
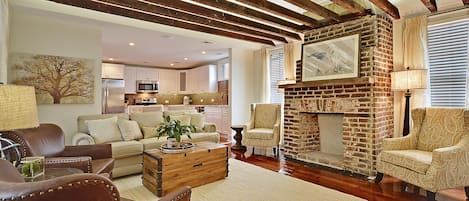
159, 69, 179, 94
102, 63, 124, 79
136, 67, 159, 81
124, 67, 137, 94
198, 65, 218, 93
185, 65, 217, 94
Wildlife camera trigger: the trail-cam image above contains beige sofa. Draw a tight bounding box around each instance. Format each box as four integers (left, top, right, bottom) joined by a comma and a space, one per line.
71, 110, 220, 178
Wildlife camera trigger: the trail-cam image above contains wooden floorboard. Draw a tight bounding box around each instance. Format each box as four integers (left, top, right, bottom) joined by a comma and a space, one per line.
227, 146, 467, 201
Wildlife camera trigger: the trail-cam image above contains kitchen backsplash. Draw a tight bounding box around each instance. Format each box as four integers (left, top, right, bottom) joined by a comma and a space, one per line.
125, 93, 228, 105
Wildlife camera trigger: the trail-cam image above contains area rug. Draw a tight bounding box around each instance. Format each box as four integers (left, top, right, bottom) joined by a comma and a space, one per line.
114, 159, 365, 201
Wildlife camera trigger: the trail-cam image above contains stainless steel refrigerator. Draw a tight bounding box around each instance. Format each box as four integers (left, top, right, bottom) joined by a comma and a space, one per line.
102, 79, 125, 114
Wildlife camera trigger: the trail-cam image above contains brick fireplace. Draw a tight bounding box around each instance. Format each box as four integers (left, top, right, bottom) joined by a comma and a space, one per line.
282, 15, 394, 176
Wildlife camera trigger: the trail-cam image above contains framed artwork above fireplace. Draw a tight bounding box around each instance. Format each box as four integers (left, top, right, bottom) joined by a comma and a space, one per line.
301, 33, 360, 82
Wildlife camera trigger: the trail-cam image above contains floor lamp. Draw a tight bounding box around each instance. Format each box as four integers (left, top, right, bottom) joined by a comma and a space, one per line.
0, 85, 39, 166
391, 68, 427, 136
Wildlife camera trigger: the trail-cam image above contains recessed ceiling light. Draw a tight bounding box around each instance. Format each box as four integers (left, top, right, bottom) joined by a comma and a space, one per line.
129, 42, 135, 46
201, 51, 206, 54
109, 58, 114, 61
184, 58, 188, 61
170, 63, 174, 66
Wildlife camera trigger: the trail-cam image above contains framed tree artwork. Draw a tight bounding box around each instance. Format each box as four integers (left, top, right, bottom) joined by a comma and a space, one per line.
301, 34, 360, 82
9, 53, 95, 104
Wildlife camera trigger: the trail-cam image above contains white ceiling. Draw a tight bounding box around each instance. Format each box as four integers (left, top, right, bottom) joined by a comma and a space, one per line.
101, 24, 229, 69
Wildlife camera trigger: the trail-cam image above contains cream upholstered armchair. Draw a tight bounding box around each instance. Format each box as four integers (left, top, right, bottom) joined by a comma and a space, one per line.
375, 108, 469, 201
243, 103, 281, 156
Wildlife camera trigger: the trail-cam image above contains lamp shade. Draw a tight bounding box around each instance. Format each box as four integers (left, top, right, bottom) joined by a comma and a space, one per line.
391, 69, 427, 91
0, 85, 39, 131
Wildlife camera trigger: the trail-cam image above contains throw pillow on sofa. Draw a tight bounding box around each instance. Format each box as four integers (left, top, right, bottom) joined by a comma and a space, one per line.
170, 115, 191, 126
184, 113, 205, 132
85, 116, 122, 144
141, 126, 158, 139
117, 119, 143, 140
130, 112, 164, 128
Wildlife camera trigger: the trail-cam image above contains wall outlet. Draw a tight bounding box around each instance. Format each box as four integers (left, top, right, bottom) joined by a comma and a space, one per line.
211, 98, 215, 102
164, 100, 169, 104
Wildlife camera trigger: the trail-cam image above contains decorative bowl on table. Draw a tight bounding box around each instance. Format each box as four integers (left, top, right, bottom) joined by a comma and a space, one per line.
160, 142, 195, 154
19, 156, 45, 179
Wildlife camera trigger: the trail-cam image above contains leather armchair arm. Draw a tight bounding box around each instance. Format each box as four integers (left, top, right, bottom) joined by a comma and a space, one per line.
0, 173, 120, 201
202, 123, 217, 132
45, 157, 92, 173
72, 132, 96, 145
61, 144, 112, 159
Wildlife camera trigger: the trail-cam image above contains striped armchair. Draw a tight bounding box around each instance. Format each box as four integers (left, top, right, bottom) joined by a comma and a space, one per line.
375, 108, 469, 201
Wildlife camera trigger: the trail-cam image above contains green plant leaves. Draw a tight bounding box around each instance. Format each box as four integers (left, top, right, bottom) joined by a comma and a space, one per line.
155, 118, 196, 142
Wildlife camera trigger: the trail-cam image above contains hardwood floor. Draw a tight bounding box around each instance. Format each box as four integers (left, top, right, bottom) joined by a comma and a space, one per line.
227, 147, 467, 201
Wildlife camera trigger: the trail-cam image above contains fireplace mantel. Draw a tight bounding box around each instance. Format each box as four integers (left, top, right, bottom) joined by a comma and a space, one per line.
278, 77, 372, 89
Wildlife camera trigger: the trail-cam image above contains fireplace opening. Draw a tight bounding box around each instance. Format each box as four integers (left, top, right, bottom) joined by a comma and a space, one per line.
297, 113, 345, 169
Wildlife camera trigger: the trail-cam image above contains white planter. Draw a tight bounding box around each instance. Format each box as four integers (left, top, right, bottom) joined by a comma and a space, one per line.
167, 137, 176, 147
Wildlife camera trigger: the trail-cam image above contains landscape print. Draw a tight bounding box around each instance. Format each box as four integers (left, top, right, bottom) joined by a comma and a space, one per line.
302, 34, 360, 81
10, 53, 95, 104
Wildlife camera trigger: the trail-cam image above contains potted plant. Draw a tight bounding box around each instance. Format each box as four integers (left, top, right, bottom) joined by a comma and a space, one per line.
157, 116, 196, 148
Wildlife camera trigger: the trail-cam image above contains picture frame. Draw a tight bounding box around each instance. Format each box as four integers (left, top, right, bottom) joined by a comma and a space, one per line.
301, 34, 360, 82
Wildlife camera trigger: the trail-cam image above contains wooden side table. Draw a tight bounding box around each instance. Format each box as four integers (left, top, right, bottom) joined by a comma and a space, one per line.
231, 125, 247, 153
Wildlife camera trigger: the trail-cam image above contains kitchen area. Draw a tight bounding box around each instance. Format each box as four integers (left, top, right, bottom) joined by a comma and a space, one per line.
101, 59, 231, 139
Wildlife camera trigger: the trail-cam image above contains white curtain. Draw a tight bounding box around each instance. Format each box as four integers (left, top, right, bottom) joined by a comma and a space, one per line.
0, 0, 9, 84
259, 47, 270, 103
395, 15, 428, 136
283, 43, 295, 80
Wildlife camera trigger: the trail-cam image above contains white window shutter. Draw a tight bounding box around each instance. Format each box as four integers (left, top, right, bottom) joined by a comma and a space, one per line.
269, 48, 285, 104
428, 19, 469, 108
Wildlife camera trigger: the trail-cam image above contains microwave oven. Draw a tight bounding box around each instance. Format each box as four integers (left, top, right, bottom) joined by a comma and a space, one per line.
137, 80, 159, 93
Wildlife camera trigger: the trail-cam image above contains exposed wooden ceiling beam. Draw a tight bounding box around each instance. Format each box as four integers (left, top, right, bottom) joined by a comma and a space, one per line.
99, 0, 288, 43
48, 0, 276, 46
420, 0, 437, 12
235, 0, 319, 27
190, 0, 304, 31
283, 0, 340, 21
330, 0, 366, 14
368, 0, 400, 19
142, 0, 301, 40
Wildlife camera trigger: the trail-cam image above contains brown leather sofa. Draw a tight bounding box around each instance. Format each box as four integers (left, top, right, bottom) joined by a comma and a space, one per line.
0, 159, 122, 201
2, 123, 114, 176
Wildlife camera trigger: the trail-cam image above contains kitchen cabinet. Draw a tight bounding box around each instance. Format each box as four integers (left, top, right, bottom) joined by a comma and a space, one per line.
136, 67, 159, 81
159, 69, 179, 94
178, 71, 189, 94
124, 67, 137, 94
217, 62, 230, 81
205, 106, 231, 140
197, 65, 217, 93
102, 63, 124, 79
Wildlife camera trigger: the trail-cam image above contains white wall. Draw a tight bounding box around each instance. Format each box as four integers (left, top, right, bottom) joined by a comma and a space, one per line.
0, 0, 9, 84
230, 48, 259, 125
8, 6, 102, 144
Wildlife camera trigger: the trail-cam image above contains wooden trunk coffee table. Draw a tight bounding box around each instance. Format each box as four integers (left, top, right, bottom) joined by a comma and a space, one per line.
143, 142, 228, 197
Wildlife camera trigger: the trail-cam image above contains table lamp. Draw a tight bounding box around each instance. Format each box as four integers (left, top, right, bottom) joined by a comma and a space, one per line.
391, 68, 427, 136
0, 85, 39, 164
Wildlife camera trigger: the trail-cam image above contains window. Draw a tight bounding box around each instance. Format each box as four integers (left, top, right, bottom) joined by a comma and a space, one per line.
269, 48, 284, 104
428, 19, 469, 107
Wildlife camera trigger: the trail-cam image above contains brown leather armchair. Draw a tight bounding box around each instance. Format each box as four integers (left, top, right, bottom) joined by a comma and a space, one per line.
159, 186, 192, 201
0, 159, 121, 201
2, 123, 114, 176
